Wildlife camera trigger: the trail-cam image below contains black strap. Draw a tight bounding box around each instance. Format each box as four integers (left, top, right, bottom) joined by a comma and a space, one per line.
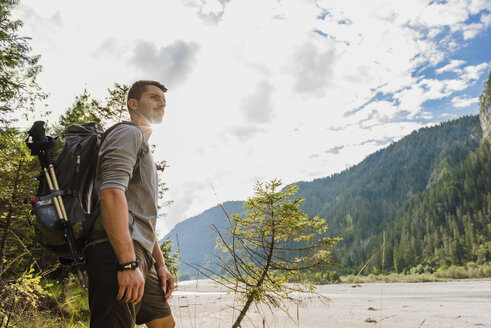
101, 121, 148, 179
83, 207, 101, 241
101, 121, 138, 142
36, 190, 64, 202
118, 259, 139, 271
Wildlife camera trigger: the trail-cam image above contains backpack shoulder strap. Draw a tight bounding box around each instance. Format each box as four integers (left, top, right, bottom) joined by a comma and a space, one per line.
101, 121, 148, 165
102, 121, 137, 141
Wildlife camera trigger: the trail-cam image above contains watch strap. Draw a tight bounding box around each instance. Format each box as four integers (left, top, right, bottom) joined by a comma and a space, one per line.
118, 259, 139, 271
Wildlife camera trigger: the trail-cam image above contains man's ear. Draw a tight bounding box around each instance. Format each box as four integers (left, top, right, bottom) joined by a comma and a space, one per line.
128, 99, 138, 112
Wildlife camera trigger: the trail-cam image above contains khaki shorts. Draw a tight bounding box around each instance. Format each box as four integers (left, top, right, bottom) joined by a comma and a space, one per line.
85, 241, 172, 327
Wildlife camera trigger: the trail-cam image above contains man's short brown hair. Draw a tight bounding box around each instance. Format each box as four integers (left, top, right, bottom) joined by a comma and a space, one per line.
127, 80, 167, 111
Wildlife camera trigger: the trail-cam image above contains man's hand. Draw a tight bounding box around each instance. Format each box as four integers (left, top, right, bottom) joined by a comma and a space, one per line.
156, 265, 174, 302
117, 268, 145, 303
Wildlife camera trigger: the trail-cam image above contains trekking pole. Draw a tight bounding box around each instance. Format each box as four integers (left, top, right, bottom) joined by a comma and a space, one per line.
26, 121, 87, 289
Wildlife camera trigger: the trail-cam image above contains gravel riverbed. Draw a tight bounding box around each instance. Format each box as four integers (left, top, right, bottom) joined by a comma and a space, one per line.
167, 279, 491, 328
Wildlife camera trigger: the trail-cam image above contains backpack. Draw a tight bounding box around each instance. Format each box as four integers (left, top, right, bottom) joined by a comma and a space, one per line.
29, 121, 139, 261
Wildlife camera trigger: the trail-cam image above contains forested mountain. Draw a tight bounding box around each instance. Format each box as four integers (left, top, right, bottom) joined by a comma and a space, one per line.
167, 113, 491, 276
296, 115, 488, 273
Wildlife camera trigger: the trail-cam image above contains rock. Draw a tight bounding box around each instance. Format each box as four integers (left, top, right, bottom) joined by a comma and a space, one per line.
480, 101, 491, 139
479, 72, 491, 139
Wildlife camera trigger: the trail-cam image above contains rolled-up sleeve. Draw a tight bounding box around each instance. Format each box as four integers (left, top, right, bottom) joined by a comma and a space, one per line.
99, 125, 143, 191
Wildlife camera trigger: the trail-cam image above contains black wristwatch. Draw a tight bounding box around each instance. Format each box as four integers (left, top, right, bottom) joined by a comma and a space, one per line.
118, 259, 139, 271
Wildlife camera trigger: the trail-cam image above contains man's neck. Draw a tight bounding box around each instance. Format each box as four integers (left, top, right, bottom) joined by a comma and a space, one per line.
130, 117, 152, 140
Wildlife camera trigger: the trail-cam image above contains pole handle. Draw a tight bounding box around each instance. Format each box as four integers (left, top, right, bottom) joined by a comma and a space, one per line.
28, 121, 48, 143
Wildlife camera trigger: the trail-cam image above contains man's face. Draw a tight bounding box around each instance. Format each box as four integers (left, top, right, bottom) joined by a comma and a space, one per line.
132, 85, 166, 124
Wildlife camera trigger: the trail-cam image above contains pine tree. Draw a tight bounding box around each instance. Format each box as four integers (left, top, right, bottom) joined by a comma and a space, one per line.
195, 180, 340, 327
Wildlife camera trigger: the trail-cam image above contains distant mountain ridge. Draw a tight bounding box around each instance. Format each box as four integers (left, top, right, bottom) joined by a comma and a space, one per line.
165, 114, 491, 276
164, 201, 243, 276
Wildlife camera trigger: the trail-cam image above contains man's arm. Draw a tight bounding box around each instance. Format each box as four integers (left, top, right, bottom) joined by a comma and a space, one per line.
100, 188, 145, 304
152, 240, 174, 301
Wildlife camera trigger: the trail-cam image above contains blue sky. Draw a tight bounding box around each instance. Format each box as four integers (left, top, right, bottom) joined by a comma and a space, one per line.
15, 0, 491, 234
418, 25, 490, 120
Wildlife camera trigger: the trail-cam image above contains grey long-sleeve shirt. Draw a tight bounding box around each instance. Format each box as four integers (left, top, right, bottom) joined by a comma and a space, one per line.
97, 123, 158, 254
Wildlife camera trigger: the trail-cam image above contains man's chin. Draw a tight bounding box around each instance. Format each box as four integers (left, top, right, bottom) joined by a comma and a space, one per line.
151, 116, 164, 125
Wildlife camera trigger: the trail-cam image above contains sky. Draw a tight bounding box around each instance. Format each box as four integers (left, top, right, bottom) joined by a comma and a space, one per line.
15, 0, 491, 236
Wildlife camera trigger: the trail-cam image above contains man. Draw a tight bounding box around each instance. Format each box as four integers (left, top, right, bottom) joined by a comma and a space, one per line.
85, 80, 175, 327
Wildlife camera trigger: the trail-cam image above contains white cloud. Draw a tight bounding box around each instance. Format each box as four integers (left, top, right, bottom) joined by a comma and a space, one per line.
436, 60, 466, 74
468, 0, 491, 15
291, 41, 336, 95
364, 100, 399, 120
130, 40, 200, 87
228, 125, 267, 141
240, 80, 275, 124
420, 112, 433, 120
414, 1, 470, 27
452, 95, 479, 108
462, 62, 491, 81
201, 0, 224, 15
482, 13, 491, 26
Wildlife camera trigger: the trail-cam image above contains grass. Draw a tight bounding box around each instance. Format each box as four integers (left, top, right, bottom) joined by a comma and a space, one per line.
0, 272, 89, 328
48, 278, 90, 326
341, 262, 491, 283
2, 311, 87, 328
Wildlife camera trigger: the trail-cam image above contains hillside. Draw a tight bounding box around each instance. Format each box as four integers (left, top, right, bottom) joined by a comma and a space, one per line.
164, 201, 243, 277
295, 115, 485, 273
165, 115, 490, 276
